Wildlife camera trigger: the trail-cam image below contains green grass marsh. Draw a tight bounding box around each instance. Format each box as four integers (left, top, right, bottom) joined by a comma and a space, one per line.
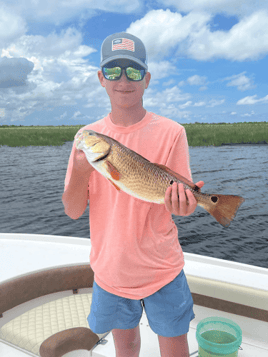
0, 122, 267, 147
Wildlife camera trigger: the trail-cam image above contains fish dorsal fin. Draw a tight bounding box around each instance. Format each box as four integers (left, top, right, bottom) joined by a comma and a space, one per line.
154, 163, 199, 191
106, 161, 121, 180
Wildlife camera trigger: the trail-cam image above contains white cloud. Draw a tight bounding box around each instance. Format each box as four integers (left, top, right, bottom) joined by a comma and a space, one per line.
71, 110, 90, 121
164, 86, 191, 103
73, 111, 82, 118
225, 73, 255, 91
199, 86, 208, 91
207, 99, 225, 107
143, 86, 192, 119
157, 104, 191, 120
7, 28, 94, 58
127, 9, 211, 59
0, 5, 26, 48
231, 112, 237, 115
178, 74, 207, 88
187, 11, 268, 61
0, 28, 102, 123
187, 75, 207, 86
4, 0, 141, 25
0, 108, 5, 117
237, 95, 268, 105
56, 111, 67, 121
163, 79, 176, 87
0, 2, 150, 124
194, 101, 206, 107
148, 61, 177, 80
127, 9, 268, 61
241, 111, 255, 117
157, 0, 267, 17
144, 86, 191, 107
179, 101, 192, 109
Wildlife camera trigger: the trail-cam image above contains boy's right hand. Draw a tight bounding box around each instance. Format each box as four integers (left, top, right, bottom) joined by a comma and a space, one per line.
73, 148, 94, 176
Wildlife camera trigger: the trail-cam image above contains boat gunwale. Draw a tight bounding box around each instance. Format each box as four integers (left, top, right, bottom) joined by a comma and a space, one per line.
1, 232, 267, 273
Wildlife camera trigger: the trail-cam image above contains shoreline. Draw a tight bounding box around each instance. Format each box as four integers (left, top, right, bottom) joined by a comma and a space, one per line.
1, 141, 267, 148
221, 141, 268, 146
0, 122, 267, 147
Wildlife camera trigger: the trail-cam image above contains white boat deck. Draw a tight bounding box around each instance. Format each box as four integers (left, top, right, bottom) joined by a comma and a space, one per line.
1, 233, 268, 357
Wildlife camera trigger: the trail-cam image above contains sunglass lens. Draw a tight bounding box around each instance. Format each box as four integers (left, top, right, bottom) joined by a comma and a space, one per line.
126, 67, 144, 81
103, 67, 122, 80
102, 65, 145, 81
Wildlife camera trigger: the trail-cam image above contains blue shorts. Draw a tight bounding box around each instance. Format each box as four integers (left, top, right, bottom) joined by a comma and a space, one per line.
88, 270, 195, 337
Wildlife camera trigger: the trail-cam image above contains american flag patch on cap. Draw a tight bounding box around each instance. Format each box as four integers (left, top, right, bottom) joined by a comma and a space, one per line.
112, 38, 135, 52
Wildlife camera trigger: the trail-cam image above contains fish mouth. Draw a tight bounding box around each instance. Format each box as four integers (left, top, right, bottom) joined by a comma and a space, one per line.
75, 131, 98, 150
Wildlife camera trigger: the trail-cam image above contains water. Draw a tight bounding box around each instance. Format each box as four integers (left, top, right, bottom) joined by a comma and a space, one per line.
201, 330, 237, 344
199, 331, 238, 357
0, 143, 267, 268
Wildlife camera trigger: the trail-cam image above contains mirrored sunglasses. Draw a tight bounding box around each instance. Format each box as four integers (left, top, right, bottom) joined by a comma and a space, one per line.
102, 65, 146, 81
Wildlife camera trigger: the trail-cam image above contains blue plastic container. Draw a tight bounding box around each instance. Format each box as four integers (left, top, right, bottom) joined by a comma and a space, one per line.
196, 317, 242, 357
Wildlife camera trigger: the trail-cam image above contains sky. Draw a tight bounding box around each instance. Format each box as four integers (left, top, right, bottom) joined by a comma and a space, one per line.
0, 0, 268, 126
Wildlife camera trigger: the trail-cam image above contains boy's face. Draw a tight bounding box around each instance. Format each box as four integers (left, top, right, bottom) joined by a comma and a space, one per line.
98, 62, 151, 110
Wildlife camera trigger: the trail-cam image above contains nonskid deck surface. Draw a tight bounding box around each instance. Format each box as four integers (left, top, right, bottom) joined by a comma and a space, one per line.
1, 309, 267, 357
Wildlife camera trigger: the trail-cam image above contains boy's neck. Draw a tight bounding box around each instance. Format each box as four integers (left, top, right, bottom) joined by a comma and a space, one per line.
110, 105, 147, 127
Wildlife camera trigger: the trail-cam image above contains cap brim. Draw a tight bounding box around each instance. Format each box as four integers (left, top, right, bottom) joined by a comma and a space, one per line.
100, 55, 148, 70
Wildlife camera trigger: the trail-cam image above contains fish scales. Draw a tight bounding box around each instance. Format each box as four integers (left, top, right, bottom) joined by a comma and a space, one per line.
107, 142, 172, 203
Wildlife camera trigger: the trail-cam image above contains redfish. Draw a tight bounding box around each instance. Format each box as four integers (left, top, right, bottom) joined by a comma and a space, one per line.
76, 130, 245, 227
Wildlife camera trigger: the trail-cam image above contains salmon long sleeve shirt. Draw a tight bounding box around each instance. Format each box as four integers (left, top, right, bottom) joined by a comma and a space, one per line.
64, 112, 193, 299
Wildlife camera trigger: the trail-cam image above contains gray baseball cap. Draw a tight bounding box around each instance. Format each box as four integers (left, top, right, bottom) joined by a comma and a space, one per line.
100, 32, 148, 70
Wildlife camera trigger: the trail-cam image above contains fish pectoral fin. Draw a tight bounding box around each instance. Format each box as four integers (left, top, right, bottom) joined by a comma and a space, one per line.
153, 163, 199, 191
108, 179, 121, 191
106, 161, 121, 180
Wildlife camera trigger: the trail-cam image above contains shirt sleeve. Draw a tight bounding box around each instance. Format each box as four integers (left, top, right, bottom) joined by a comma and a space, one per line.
165, 126, 193, 182
64, 139, 76, 191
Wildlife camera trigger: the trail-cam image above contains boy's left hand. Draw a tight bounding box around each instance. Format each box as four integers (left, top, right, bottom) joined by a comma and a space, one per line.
164, 181, 204, 216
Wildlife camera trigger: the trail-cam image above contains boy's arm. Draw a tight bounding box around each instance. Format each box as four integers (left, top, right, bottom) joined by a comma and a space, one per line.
62, 147, 94, 220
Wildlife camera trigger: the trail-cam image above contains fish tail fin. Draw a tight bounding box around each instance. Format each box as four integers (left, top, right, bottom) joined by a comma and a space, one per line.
198, 194, 245, 227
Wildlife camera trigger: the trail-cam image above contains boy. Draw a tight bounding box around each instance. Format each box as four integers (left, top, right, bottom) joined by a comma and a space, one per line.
62, 32, 204, 357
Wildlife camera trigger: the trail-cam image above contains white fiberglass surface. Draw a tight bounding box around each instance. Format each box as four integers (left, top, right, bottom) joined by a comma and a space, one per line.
1, 234, 267, 293
0, 234, 90, 282
184, 252, 268, 291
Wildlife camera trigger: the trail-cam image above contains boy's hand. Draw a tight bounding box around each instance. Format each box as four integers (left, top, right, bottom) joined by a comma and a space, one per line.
73, 147, 94, 176
164, 181, 204, 216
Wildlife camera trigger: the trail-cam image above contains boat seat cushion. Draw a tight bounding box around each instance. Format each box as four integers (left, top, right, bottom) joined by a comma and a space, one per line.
0, 293, 107, 356
39, 327, 99, 357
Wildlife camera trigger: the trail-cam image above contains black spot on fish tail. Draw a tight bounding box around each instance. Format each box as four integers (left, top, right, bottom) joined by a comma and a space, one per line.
170, 180, 174, 185
194, 185, 200, 192
211, 196, 218, 203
